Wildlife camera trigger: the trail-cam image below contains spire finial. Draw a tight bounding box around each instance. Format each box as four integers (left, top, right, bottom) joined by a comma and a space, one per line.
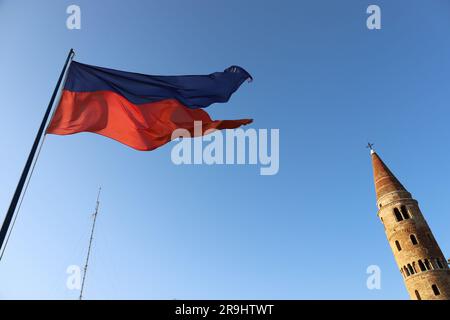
366, 142, 375, 154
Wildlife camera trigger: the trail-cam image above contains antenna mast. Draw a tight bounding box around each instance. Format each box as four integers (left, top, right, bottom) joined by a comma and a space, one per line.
79, 187, 101, 300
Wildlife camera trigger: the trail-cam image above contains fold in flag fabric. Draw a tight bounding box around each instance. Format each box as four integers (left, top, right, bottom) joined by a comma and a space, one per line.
46, 61, 253, 151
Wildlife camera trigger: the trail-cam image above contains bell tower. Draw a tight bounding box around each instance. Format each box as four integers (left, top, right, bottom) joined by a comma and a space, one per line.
369, 147, 450, 300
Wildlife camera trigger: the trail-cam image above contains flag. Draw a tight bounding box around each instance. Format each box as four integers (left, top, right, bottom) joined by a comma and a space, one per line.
46, 61, 253, 151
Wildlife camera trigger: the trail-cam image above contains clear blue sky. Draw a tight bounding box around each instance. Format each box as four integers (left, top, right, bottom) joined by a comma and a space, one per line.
0, 0, 449, 299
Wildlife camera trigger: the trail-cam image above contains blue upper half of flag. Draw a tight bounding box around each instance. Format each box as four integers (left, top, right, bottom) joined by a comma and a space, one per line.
63, 61, 252, 109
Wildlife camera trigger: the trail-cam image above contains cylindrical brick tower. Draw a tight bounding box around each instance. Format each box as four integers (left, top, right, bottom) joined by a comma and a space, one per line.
370, 148, 450, 300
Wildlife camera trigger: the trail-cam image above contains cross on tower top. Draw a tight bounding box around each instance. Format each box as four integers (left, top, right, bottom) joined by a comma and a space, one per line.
366, 142, 375, 154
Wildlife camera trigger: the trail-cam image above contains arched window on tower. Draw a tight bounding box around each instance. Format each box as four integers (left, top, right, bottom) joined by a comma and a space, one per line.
408, 264, 415, 275
401, 205, 410, 219
418, 260, 426, 272
415, 290, 421, 300
436, 259, 443, 269
404, 266, 410, 276
394, 208, 403, 222
429, 259, 436, 269
424, 259, 432, 270
410, 234, 418, 245
395, 240, 402, 251
432, 284, 440, 296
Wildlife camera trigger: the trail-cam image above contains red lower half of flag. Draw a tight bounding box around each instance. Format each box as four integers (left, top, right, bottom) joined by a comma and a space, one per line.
46, 90, 252, 151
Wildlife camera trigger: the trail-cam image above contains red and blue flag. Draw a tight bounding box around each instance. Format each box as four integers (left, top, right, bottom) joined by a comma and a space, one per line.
47, 61, 252, 150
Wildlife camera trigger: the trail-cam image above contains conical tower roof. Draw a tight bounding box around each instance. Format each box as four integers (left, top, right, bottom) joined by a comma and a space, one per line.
370, 149, 407, 201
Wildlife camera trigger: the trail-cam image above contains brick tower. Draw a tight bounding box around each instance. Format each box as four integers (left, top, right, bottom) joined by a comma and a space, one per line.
370, 147, 450, 300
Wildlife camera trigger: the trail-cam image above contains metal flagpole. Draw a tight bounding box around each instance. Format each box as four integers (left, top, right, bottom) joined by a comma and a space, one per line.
0, 48, 75, 259
79, 187, 102, 300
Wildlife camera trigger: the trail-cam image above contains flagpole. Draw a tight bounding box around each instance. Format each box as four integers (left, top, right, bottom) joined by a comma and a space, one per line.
0, 48, 75, 258
79, 187, 102, 300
